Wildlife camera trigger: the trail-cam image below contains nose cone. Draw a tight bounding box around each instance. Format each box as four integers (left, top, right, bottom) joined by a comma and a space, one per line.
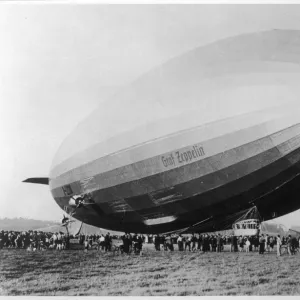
50, 29, 300, 184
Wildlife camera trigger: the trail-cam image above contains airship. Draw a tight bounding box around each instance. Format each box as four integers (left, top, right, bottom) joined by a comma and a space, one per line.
24, 29, 300, 234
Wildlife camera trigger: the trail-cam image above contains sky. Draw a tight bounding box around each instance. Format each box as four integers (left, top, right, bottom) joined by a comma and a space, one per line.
1, 3, 300, 227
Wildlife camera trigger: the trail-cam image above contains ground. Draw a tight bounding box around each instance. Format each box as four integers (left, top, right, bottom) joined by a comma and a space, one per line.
0, 244, 299, 296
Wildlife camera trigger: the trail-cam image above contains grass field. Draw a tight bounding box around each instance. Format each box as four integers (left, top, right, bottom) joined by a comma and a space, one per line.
0, 244, 299, 296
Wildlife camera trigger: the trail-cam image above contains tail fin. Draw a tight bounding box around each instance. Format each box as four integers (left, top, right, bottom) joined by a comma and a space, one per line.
23, 177, 49, 185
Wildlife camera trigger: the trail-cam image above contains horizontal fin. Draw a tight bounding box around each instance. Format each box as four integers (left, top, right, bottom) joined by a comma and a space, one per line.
23, 177, 49, 185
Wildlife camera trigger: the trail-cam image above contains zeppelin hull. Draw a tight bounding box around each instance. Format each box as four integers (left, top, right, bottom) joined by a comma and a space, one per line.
49, 29, 300, 233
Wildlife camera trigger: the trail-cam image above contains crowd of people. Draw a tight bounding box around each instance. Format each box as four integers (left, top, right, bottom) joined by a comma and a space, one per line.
0, 230, 72, 250
149, 233, 300, 256
1, 229, 299, 256
0, 230, 120, 252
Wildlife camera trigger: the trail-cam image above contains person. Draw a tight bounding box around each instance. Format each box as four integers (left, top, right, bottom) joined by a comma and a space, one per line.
57, 232, 62, 250
222, 236, 226, 251
88, 235, 93, 249
185, 235, 191, 251
291, 236, 298, 255
128, 233, 133, 252
84, 236, 89, 252
259, 234, 265, 254
197, 234, 203, 251
211, 235, 217, 252
154, 234, 161, 251
44, 234, 49, 248
161, 235, 167, 251
238, 236, 244, 252
105, 233, 112, 252
191, 234, 197, 252
202, 234, 210, 252
253, 235, 259, 252
65, 234, 70, 250
121, 233, 130, 254
249, 236, 254, 252
132, 234, 139, 253
15, 234, 21, 248
276, 235, 282, 257
229, 235, 234, 252
148, 234, 153, 244
282, 236, 286, 246
0, 230, 4, 249
60, 233, 65, 250
245, 238, 250, 252
217, 234, 222, 252
287, 235, 292, 256
51, 232, 58, 249
24, 232, 30, 249
137, 234, 144, 255
80, 234, 85, 245
233, 235, 238, 252
98, 234, 105, 251
177, 235, 183, 251
93, 234, 97, 243
270, 236, 275, 251
265, 234, 270, 252
165, 235, 174, 251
